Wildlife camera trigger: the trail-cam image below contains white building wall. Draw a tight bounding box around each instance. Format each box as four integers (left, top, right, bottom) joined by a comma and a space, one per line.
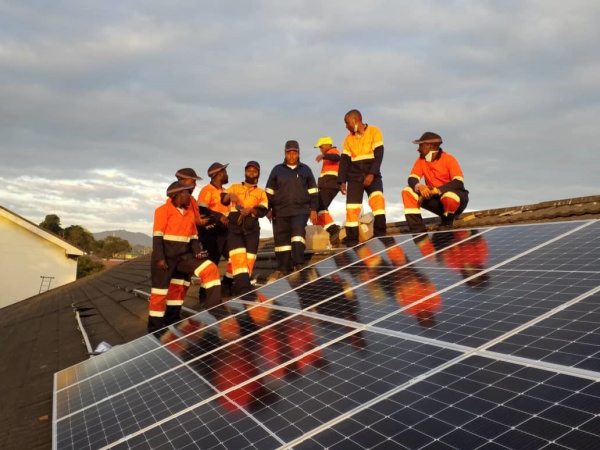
0, 216, 78, 308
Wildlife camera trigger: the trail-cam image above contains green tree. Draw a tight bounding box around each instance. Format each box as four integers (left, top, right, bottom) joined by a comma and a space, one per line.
39, 214, 63, 235
95, 236, 132, 259
64, 225, 96, 253
76, 256, 105, 279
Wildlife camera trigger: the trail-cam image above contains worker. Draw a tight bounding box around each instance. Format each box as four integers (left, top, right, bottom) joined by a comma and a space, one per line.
402, 132, 469, 232
314, 136, 342, 246
197, 162, 234, 293
338, 109, 387, 247
175, 168, 210, 227
221, 161, 269, 295
148, 181, 222, 333
266, 140, 318, 280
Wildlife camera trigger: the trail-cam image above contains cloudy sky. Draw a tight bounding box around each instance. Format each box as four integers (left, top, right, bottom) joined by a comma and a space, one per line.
1, 0, 598, 237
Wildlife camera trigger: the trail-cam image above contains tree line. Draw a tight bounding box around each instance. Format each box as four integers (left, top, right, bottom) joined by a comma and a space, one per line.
39, 214, 141, 278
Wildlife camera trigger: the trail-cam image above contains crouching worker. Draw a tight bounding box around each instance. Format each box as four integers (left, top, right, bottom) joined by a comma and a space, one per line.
148, 181, 222, 333
402, 132, 469, 233
221, 161, 269, 295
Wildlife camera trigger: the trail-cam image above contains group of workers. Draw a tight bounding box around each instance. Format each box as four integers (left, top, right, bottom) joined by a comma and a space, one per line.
148, 108, 469, 333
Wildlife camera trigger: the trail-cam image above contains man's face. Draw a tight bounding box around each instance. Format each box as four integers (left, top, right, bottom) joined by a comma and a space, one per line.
245, 166, 259, 183
344, 115, 357, 134
219, 169, 229, 185
285, 150, 299, 165
319, 144, 331, 155
173, 189, 191, 208
418, 143, 432, 159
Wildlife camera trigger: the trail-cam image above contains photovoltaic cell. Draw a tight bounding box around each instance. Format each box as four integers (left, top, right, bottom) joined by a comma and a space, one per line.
52, 220, 600, 449
294, 355, 600, 449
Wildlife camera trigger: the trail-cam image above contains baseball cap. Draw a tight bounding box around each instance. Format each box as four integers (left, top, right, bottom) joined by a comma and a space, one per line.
284, 140, 300, 152
314, 136, 333, 148
175, 168, 203, 180
207, 162, 229, 177
413, 132, 443, 145
245, 160, 260, 171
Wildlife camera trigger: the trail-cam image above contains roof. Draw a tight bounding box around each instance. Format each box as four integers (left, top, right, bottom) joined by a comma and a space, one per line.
0, 206, 84, 257
1, 195, 599, 449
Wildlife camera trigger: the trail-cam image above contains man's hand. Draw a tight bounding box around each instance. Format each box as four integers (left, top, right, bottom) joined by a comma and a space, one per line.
240, 207, 253, 217
266, 210, 273, 223
228, 193, 239, 203
310, 210, 318, 224
416, 184, 440, 200
363, 173, 374, 187
156, 260, 168, 270
315, 154, 324, 162
196, 215, 210, 227
220, 215, 229, 226
194, 250, 208, 260
340, 183, 347, 195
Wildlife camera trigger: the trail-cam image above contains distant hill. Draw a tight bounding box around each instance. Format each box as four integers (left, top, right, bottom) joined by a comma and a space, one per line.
93, 230, 152, 247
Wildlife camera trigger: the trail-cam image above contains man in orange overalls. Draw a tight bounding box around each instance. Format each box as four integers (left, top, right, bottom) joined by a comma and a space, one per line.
402, 132, 469, 232
221, 161, 269, 295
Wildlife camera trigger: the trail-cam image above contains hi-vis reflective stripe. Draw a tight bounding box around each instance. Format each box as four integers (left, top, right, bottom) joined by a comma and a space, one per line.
346, 203, 362, 209
153, 231, 164, 237
198, 202, 209, 207
373, 209, 385, 215
351, 154, 375, 161
275, 245, 292, 252
291, 236, 306, 244
368, 191, 383, 199
409, 174, 421, 181
320, 170, 338, 177
346, 221, 359, 227
166, 299, 184, 306
308, 187, 318, 194
233, 267, 249, 275
169, 278, 190, 286
259, 200, 268, 208
324, 222, 334, 230
151, 288, 168, 295
441, 191, 461, 202
405, 208, 421, 214
403, 186, 419, 200
266, 188, 275, 195
247, 253, 257, 260
193, 260, 214, 278
452, 176, 464, 181
163, 235, 190, 242
229, 247, 246, 256
317, 210, 329, 216
203, 280, 221, 289
149, 310, 165, 317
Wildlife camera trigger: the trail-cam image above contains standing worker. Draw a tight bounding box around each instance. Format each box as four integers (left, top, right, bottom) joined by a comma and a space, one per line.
402, 132, 469, 232
338, 109, 387, 247
266, 140, 319, 280
221, 161, 269, 295
148, 181, 222, 333
314, 136, 342, 246
175, 168, 210, 227
197, 162, 234, 292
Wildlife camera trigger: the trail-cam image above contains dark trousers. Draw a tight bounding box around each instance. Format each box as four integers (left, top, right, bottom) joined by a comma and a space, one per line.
228, 228, 260, 295
273, 214, 309, 271
148, 254, 221, 333
318, 187, 338, 211
345, 178, 386, 247
200, 226, 229, 265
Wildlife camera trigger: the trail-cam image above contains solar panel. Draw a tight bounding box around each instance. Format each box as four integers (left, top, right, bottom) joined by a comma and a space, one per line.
53, 220, 600, 449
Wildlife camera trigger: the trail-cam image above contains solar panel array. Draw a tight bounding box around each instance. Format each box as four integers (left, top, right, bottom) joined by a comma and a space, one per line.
53, 220, 600, 449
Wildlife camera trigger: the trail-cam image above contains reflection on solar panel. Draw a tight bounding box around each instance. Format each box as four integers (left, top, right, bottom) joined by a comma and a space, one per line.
53, 220, 600, 449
